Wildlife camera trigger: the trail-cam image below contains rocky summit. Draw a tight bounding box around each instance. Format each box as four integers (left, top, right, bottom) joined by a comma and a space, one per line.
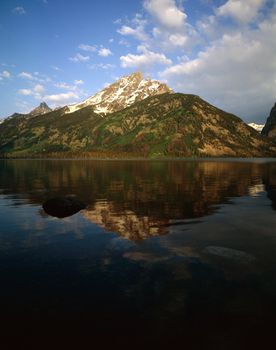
262, 102, 276, 139
0, 73, 276, 158
65, 71, 172, 115
29, 102, 52, 117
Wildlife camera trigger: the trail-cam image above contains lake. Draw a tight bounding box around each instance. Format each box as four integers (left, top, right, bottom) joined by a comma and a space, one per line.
0, 159, 276, 348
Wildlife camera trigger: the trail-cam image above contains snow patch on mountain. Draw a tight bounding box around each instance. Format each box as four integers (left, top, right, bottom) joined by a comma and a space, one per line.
248, 123, 264, 132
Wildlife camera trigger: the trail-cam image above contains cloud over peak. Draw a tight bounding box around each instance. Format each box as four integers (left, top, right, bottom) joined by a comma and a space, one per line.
120, 45, 172, 69
44, 92, 79, 105
144, 0, 187, 29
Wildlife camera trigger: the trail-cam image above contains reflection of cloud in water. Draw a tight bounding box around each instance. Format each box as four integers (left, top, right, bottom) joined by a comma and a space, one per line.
106, 236, 136, 252
161, 245, 200, 258
204, 246, 256, 263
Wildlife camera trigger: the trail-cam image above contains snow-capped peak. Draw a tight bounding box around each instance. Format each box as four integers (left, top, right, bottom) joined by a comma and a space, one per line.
65, 72, 172, 115
248, 123, 264, 133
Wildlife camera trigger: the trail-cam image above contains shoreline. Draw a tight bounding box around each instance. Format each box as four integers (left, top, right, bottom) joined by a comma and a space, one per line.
1, 156, 276, 162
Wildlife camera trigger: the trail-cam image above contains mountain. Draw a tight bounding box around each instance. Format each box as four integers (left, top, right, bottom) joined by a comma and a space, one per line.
65, 72, 172, 115
248, 123, 264, 133
2, 102, 52, 123
0, 73, 275, 158
29, 102, 52, 117
80, 93, 275, 157
262, 102, 276, 138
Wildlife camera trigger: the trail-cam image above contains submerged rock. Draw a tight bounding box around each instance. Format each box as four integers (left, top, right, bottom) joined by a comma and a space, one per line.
42, 197, 86, 218
204, 246, 255, 263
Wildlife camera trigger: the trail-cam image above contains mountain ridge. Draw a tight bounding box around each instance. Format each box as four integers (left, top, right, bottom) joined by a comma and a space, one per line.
0, 73, 275, 158
262, 102, 276, 139
1, 92, 275, 158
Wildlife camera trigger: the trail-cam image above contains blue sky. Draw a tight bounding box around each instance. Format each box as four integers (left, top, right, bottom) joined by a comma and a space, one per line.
0, 0, 275, 123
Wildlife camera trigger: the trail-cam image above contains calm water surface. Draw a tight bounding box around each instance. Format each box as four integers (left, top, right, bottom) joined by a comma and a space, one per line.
0, 159, 276, 348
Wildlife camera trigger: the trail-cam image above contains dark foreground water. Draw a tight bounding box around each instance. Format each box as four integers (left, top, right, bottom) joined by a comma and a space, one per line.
0, 159, 276, 348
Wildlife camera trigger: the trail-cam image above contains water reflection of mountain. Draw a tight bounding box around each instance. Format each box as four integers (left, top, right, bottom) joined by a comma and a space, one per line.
83, 201, 170, 240
0, 159, 275, 239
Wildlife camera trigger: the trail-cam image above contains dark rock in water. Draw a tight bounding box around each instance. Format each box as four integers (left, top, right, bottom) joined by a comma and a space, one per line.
42, 197, 86, 218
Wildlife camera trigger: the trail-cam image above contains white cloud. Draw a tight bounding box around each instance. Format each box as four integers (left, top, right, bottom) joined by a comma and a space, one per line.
12, 6, 26, 15
18, 71, 34, 80
78, 44, 97, 52
117, 3, 195, 52
55, 80, 85, 90
33, 84, 45, 94
0, 70, 11, 79
160, 12, 276, 122
113, 18, 122, 25
144, 0, 187, 29
16, 76, 86, 107
117, 13, 149, 43
44, 92, 79, 105
78, 44, 112, 57
119, 39, 131, 47
118, 25, 148, 42
196, 14, 219, 40
120, 45, 172, 69
98, 48, 112, 57
17, 84, 45, 97
168, 33, 188, 46
55, 82, 73, 90
1, 63, 16, 68
217, 0, 266, 24
89, 63, 115, 70
74, 79, 84, 85
69, 53, 90, 62
51, 65, 61, 71
18, 89, 33, 96
15, 100, 32, 114
151, 23, 198, 51
18, 71, 50, 83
